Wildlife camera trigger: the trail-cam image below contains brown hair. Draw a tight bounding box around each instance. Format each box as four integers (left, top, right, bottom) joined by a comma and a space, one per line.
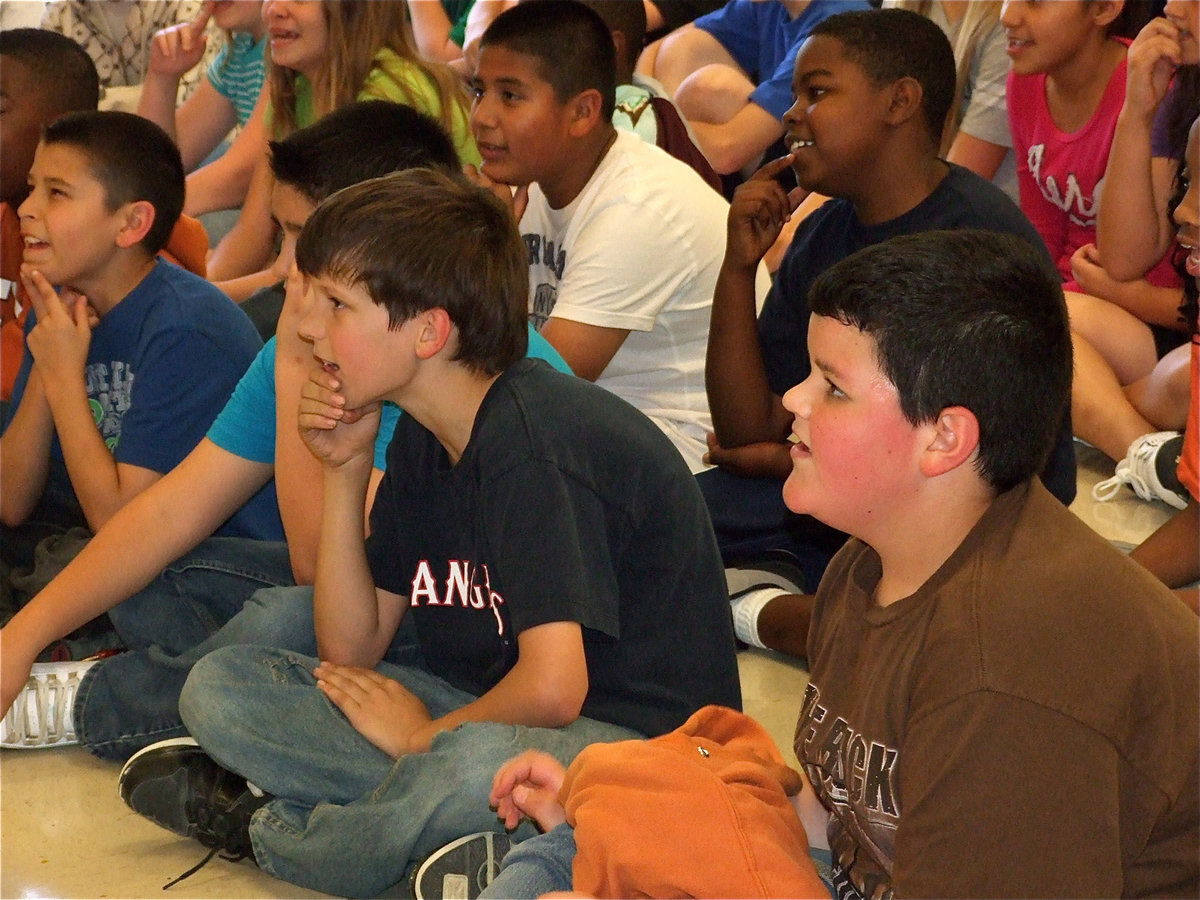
295, 168, 529, 375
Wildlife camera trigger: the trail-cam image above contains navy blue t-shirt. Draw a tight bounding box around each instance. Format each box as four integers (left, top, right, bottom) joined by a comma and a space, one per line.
759, 164, 1076, 504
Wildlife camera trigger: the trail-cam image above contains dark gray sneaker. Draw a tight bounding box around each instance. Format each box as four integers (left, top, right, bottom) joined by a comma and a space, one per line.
411, 831, 513, 899
118, 737, 269, 888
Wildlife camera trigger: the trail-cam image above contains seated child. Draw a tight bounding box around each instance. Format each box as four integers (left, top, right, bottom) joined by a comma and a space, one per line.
0, 112, 264, 615
116, 168, 741, 897
1, 28, 213, 402
466, 230, 1199, 898
703, 8, 1076, 658
1075, 7, 1199, 504
646, 0, 868, 176
136, 1, 267, 173
469, 0, 771, 473
0, 101, 570, 756
791, 230, 1197, 897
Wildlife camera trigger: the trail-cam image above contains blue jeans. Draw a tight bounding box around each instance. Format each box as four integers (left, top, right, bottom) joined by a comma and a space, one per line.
695, 466, 847, 590
481, 823, 576, 898
484, 826, 838, 899
73, 539, 296, 761
179, 645, 644, 898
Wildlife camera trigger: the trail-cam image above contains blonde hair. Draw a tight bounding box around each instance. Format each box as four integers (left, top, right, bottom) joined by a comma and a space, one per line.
889, 0, 1003, 155
267, 1, 468, 139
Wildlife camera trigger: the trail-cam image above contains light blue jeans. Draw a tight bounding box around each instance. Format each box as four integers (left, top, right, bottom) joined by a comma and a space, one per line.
179, 645, 644, 898
73, 538, 296, 761
481, 823, 577, 898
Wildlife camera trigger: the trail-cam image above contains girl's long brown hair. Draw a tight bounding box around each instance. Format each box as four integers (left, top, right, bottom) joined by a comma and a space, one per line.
267, 1, 468, 139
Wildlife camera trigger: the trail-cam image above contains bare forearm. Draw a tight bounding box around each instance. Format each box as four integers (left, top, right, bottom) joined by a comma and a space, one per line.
3, 455, 242, 655
43, 376, 130, 531
0, 375, 54, 525
313, 462, 392, 665
1130, 501, 1200, 590
136, 70, 182, 142
1097, 108, 1171, 279
707, 260, 788, 445
1102, 281, 1186, 329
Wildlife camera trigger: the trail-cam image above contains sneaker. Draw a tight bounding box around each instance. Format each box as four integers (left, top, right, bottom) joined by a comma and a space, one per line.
118, 737, 268, 888
1093, 432, 1188, 510
411, 831, 513, 900
0, 658, 98, 749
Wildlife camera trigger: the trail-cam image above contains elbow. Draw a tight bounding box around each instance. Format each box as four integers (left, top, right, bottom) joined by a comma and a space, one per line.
532, 677, 587, 728
706, 139, 756, 176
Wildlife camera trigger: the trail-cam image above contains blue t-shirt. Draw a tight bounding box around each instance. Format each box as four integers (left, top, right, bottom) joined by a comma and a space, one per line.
695, 0, 868, 120
208, 323, 571, 471
8, 259, 278, 539
207, 31, 267, 128
759, 163, 1076, 504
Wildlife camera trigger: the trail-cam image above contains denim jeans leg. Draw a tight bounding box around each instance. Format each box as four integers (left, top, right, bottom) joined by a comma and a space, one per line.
74, 579, 321, 763
248, 714, 643, 896
481, 823, 578, 899
105, 538, 294, 653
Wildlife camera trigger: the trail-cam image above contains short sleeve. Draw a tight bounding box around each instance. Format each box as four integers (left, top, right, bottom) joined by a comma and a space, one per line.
956, 22, 1013, 149
206, 339, 277, 464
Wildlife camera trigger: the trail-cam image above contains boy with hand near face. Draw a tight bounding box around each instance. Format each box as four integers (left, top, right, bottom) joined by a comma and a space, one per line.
705, 8, 1077, 658
118, 169, 740, 898
0, 101, 569, 757
0, 110, 262, 584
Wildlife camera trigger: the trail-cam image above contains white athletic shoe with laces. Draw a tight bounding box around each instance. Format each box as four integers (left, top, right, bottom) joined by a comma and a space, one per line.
1092, 431, 1188, 510
0, 659, 98, 749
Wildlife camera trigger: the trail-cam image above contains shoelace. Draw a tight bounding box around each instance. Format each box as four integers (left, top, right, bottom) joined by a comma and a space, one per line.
162, 791, 259, 890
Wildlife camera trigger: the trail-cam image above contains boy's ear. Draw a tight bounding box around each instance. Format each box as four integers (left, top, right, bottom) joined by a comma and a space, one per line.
113, 200, 156, 250
1089, 0, 1124, 29
883, 77, 924, 129
414, 307, 455, 360
566, 88, 605, 137
918, 406, 979, 479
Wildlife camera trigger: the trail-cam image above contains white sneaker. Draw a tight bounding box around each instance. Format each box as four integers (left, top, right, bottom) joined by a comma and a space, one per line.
1, 659, 98, 749
1093, 431, 1189, 510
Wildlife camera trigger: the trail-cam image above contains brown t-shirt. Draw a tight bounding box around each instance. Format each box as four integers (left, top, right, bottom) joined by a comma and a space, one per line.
796, 480, 1199, 898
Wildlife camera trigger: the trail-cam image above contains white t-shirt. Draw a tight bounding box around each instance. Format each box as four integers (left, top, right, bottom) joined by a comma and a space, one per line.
520, 130, 770, 473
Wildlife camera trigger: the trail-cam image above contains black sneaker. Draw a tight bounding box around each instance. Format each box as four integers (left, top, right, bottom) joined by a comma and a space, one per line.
118, 737, 269, 888
410, 831, 513, 900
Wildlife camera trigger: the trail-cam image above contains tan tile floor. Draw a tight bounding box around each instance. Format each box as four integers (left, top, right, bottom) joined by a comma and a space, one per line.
0, 443, 1176, 899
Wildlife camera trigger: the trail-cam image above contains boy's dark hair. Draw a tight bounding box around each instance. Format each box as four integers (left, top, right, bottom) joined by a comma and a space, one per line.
810, 8, 954, 147
573, 0, 646, 82
296, 168, 529, 375
268, 100, 461, 206
43, 111, 183, 256
808, 230, 1071, 493
481, 0, 617, 120
0, 28, 99, 114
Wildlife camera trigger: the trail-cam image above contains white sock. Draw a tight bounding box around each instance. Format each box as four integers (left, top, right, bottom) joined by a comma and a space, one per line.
730, 587, 789, 649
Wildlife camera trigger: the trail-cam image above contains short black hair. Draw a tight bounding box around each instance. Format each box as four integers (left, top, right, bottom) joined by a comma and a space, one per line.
810, 8, 954, 147
296, 168, 529, 376
268, 100, 461, 206
573, 0, 646, 79
808, 230, 1071, 493
43, 111, 183, 255
481, 0, 617, 120
0, 28, 99, 114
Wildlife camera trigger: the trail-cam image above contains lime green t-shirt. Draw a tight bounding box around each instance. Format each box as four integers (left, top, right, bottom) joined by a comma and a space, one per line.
271, 48, 481, 166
